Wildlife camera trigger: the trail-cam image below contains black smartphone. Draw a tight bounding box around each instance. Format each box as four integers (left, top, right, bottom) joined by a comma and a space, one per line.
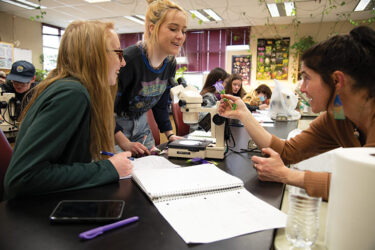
49, 200, 125, 223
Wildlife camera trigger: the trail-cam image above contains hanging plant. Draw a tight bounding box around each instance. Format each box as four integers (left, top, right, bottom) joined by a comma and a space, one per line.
30, 0, 46, 21
290, 36, 316, 56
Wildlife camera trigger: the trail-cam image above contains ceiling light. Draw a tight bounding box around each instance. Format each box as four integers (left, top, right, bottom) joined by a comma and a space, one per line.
267, 3, 280, 17
135, 15, 145, 20
84, 0, 111, 3
189, 10, 210, 22
354, 0, 371, 11
267, 2, 296, 17
284, 2, 295, 16
1, 0, 46, 9
203, 9, 222, 21
124, 16, 145, 25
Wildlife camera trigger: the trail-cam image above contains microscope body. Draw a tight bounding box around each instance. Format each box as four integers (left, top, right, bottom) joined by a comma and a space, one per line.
168, 85, 225, 159
0, 90, 18, 132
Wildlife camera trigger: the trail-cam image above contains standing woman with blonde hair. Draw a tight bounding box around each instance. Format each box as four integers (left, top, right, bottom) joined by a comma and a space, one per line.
115, 0, 187, 156
4, 21, 132, 200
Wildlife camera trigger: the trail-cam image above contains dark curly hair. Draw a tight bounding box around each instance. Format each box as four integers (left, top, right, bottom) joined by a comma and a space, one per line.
255, 84, 272, 99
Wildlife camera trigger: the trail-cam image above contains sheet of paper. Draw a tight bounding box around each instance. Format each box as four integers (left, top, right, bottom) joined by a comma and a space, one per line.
120, 155, 180, 179
252, 110, 274, 123
155, 188, 287, 243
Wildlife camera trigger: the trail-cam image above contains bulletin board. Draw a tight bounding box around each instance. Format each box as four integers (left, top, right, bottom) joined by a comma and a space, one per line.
0, 42, 14, 70
256, 38, 290, 80
231, 55, 251, 86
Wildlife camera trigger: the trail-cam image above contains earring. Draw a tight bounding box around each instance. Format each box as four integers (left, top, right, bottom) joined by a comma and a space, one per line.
333, 95, 345, 120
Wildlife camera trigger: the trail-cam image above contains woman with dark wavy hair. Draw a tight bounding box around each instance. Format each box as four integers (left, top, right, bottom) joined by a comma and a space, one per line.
218, 26, 375, 201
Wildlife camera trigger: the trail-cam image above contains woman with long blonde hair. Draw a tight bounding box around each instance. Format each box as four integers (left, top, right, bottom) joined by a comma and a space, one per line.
4, 20, 132, 200
115, 0, 187, 156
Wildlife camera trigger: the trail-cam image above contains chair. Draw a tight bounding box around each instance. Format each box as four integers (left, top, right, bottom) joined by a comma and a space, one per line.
0, 129, 12, 201
146, 110, 160, 146
171, 102, 190, 136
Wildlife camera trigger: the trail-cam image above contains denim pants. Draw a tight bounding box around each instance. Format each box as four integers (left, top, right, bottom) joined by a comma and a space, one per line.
115, 112, 155, 152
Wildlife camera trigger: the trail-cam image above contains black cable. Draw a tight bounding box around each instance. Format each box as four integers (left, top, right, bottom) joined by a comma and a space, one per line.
1, 98, 18, 127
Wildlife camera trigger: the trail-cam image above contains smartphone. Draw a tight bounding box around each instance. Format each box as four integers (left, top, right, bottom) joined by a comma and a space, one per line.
49, 200, 125, 223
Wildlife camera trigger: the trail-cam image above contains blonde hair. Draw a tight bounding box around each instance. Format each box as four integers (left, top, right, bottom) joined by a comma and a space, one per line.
144, 0, 186, 54
20, 20, 117, 160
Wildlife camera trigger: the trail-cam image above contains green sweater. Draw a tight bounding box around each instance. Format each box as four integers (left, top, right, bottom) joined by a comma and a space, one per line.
4, 78, 118, 200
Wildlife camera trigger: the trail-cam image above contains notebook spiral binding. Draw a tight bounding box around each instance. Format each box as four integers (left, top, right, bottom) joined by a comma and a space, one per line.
154, 186, 244, 203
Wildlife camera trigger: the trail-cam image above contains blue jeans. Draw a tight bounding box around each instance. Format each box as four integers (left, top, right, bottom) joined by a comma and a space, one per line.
115, 112, 155, 152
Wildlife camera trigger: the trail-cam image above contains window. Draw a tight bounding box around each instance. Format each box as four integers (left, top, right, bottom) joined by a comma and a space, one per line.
42, 24, 64, 70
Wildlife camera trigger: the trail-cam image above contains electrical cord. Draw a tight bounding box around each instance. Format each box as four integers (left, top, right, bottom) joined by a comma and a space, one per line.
0, 98, 18, 127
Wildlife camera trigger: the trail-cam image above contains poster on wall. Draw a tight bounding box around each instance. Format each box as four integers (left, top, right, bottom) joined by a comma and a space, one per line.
256, 38, 290, 80
231, 55, 251, 86
0, 42, 14, 70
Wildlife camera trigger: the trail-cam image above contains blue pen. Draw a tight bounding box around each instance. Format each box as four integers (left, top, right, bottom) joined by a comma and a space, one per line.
100, 151, 115, 156
100, 151, 134, 161
79, 216, 139, 240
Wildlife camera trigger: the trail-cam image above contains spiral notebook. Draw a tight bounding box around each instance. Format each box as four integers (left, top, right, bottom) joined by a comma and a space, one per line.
132, 162, 287, 244
132, 164, 243, 202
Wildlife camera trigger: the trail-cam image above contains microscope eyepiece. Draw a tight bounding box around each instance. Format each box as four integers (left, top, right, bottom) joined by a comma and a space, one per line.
178, 100, 186, 107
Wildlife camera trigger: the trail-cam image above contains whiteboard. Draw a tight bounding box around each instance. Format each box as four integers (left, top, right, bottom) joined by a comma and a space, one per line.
14, 48, 32, 63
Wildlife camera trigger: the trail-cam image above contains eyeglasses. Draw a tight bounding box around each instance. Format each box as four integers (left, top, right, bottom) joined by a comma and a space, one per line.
109, 49, 124, 62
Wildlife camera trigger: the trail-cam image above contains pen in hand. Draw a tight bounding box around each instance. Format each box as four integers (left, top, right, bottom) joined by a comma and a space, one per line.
79, 216, 139, 240
100, 151, 134, 161
141, 134, 147, 145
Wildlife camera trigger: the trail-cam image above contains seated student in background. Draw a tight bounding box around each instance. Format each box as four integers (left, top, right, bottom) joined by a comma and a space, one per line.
114, 0, 186, 156
218, 26, 375, 201
242, 83, 272, 111
200, 67, 229, 107
224, 73, 246, 98
4, 20, 133, 200
0, 61, 38, 120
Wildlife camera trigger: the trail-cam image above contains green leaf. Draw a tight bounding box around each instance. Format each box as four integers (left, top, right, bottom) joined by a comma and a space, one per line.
198, 19, 203, 25
30, 16, 34, 21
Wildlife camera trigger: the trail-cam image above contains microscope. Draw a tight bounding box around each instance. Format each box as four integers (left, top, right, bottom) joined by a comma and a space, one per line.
168, 81, 226, 159
0, 89, 18, 133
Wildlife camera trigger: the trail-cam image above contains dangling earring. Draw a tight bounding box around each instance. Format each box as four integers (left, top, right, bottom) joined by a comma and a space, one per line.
333, 95, 345, 120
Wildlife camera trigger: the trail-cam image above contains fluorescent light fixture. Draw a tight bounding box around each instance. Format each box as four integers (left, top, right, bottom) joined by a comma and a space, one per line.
135, 15, 145, 20
1, 0, 46, 9
267, 3, 280, 17
203, 9, 222, 21
124, 15, 145, 25
267, 2, 296, 17
284, 2, 295, 16
189, 10, 210, 22
84, 0, 111, 3
354, 0, 371, 11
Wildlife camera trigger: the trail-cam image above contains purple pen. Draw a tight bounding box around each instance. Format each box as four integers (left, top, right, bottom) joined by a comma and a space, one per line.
79, 216, 139, 240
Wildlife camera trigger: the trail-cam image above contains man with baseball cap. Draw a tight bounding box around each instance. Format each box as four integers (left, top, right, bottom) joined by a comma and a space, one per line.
1, 60, 38, 120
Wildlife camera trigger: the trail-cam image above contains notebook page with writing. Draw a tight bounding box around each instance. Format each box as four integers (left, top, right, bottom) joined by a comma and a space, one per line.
132, 164, 243, 201
120, 155, 180, 180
